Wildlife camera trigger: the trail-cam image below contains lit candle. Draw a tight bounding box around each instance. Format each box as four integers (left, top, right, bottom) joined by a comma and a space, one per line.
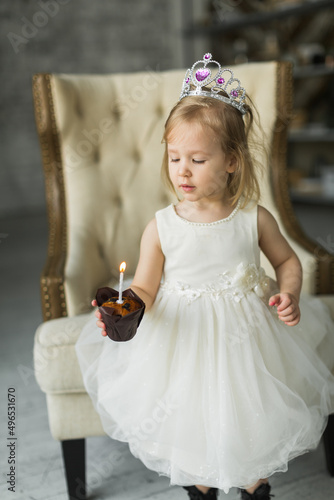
117, 261, 126, 303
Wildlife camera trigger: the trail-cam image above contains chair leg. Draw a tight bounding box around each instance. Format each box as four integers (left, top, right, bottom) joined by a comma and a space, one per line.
324, 414, 334, 476
61, 438, 86, 500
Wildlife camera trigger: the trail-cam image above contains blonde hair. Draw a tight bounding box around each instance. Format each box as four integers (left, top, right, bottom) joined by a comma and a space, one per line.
161, 93, 262, 208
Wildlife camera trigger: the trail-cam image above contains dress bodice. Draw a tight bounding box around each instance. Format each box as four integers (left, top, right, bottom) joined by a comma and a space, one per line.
155, 201, 260, 288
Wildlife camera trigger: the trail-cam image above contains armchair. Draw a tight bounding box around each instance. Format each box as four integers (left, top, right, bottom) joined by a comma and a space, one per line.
33, 61, 334, 500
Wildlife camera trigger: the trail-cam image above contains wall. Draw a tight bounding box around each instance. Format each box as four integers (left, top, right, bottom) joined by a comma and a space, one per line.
0, 0, 185, 216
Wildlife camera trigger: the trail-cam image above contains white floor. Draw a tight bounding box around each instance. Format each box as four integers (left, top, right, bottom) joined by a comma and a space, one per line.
0, 211, 333, 500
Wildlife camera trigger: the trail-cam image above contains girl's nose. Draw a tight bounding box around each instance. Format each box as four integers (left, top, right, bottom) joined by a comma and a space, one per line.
178, 160, 191, 176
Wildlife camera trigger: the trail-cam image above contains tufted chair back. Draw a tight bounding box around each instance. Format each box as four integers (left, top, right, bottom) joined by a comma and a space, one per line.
33, 62, 332, 322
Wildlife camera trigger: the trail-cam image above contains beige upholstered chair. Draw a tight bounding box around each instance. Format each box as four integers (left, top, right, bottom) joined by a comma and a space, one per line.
33, 62, 334, 500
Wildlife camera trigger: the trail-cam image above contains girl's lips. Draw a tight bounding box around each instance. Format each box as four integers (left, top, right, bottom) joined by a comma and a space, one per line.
180, 184, 195, 192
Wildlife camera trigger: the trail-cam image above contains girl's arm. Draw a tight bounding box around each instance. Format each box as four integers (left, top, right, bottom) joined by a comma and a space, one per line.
94, 218, 164, 336
130, 217, 165, 309
258, 206, 302, 326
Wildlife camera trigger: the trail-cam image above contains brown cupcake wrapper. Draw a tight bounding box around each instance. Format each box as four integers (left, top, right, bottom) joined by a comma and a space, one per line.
96, 287, 145, 342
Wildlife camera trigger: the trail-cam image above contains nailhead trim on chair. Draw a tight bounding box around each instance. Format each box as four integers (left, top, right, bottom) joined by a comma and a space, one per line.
33, 74, 68, 321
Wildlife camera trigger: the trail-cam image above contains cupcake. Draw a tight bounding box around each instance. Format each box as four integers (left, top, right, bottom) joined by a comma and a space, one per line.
95, 287, 145, 342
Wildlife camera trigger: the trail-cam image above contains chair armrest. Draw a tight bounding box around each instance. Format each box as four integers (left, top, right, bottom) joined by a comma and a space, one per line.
33, 73, 68, 321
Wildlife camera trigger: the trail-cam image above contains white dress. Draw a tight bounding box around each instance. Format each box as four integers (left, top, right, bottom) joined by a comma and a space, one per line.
75, 202, 334, 493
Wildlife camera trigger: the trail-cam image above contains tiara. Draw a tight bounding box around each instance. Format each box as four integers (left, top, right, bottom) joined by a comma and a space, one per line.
179, 53, 246, 115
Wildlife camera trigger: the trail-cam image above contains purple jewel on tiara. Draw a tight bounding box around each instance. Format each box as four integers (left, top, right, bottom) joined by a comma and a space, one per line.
217, 77, 225, 85
185, 77, 190, 83
204, 53, 212, 60
231, 90, 239, 97
195, 68, 211, 82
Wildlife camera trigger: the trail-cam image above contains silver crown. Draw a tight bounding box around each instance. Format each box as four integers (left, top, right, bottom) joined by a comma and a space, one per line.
179, 53, 246, 115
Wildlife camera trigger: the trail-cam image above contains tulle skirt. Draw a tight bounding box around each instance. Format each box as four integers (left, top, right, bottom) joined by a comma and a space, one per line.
75, 283, 334, 493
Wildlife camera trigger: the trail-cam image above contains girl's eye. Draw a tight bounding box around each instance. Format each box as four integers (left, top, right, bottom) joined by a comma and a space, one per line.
170, 158, 179, 163
193, 159, 205, 164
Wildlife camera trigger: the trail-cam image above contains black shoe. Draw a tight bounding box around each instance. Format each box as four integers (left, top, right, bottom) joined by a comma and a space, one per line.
183, 486, 219, 499
239, 483, 274, 500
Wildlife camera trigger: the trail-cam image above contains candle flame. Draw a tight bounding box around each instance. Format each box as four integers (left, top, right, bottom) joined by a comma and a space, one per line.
119, 261, 126, 273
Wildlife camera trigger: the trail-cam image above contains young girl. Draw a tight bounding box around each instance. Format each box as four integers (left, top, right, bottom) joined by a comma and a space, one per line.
76, 54, 334, 500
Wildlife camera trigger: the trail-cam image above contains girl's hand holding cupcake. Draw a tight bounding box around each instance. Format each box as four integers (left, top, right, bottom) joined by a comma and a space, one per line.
92, 299, 107, 336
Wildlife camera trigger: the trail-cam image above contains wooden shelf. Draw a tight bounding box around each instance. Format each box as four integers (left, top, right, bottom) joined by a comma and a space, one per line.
290, 191, 334, 206
293, 65, 334, 79
184, 0, 334, 36
289, 129, 334, 143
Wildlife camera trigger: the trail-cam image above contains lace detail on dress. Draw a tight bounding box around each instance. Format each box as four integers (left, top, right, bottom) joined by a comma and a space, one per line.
160, 263, 270, 303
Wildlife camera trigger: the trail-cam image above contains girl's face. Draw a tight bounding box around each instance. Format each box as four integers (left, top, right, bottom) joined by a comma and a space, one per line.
167, 121, 236, 204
